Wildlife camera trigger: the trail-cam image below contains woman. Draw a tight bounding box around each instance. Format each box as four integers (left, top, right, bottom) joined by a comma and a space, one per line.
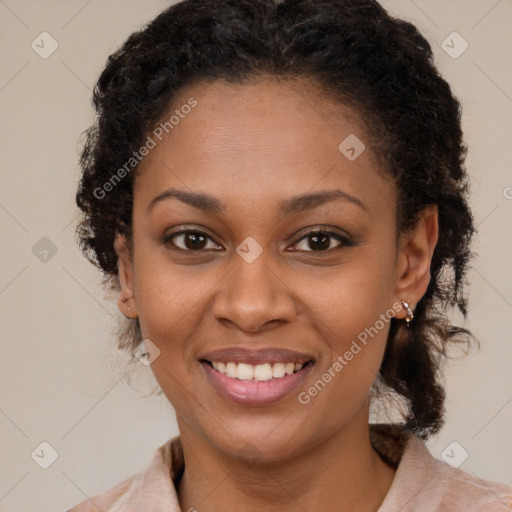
69, 0, 512, 510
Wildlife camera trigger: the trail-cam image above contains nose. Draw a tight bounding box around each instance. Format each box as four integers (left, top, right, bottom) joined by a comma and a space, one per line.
211, 252, 297, 334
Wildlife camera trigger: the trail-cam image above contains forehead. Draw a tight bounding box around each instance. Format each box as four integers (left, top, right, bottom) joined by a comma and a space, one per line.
134, 77, 395, 218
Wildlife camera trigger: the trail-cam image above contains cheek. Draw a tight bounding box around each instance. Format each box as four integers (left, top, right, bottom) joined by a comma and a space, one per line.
132, 241, 208, 336
131, 255, 208, 406
293, 242, 396, 339
295, 293, 392, 434
134, 259, 204, 409
293, 244, 396, 396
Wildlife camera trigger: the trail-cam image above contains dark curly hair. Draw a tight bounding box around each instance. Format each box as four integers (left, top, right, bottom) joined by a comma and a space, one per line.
75, 0, 477, 440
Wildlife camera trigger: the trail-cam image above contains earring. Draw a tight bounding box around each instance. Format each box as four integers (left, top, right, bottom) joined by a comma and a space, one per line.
121, 297, 131, 313
401, 299, 414, 328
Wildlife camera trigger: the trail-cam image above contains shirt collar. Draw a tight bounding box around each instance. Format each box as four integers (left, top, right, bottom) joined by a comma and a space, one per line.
98, 423, 435, 512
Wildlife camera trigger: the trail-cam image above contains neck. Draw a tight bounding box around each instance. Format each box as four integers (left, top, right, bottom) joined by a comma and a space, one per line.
176, 402, 396, 512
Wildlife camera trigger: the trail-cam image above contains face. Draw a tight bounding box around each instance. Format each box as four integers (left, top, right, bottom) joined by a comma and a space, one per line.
115, 77, 437, 463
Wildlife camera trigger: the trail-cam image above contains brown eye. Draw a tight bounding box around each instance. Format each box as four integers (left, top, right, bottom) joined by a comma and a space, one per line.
290, 230, 352, 253
164, 230, 222, 251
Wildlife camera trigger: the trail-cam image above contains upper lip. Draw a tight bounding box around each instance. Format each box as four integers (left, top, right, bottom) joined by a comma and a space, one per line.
199, 347, 314, 366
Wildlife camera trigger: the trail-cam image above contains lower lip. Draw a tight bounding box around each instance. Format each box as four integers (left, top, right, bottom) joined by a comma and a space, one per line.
201, 361, 314, 406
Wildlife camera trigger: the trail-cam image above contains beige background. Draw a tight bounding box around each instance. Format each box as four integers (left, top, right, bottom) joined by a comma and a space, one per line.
0, 1, 511, 510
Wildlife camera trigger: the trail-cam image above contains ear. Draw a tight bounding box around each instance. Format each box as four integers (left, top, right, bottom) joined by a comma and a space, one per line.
114, 233, 138, 319
394, 205, 439, 319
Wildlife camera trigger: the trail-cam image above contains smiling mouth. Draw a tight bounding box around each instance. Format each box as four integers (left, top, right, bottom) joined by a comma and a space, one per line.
201, 359, 314, 382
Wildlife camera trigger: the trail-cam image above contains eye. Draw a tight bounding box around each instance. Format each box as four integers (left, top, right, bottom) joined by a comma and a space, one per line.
163, 230, 222, 251
162, 227, 353, 254
289, 229, 353, 253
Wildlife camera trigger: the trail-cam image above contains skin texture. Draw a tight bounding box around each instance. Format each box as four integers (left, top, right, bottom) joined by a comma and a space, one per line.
114, 77, 438, 511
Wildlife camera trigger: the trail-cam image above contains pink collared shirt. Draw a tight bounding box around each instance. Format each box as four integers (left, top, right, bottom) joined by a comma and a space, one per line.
67, 424, 512, 511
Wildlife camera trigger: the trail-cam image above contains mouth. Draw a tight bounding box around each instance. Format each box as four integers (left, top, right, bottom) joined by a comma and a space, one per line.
201, 359, 313, 381
200, 359, 315, 406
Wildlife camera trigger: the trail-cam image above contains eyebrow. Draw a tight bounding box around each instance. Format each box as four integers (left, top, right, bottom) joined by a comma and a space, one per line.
146, 187, 368, 215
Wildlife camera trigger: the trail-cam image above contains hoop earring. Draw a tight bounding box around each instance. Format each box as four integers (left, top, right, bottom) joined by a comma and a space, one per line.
401, 299, 414, 328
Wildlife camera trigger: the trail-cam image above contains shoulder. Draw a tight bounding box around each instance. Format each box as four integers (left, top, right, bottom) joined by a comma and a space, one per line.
370, 424, 512, 511
66, 474, 137, 512
433, 458, 512, 511
66, 435, 183, 512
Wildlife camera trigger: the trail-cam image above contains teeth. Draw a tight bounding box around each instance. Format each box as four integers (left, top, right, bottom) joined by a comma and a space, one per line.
272, 363, 286, 378
209, 361, 306, 381
254, 363, 273, 381
237, 363, 254, 380
226, 362, 237, 378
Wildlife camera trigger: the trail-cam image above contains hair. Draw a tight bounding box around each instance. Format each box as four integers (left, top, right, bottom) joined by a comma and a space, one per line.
75, 0, 477, 440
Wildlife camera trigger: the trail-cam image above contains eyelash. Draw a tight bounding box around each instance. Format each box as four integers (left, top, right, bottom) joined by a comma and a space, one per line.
162, 227, 354, 255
